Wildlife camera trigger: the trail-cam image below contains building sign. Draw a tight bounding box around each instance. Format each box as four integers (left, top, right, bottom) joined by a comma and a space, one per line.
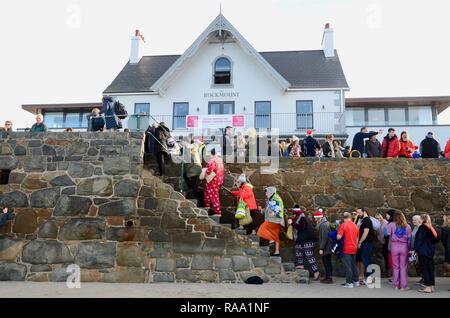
186, 114, 246, 130
203, 91, 240, 98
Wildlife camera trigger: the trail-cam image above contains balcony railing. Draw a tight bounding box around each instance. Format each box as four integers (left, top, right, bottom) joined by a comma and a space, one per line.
17, 112, 346, 134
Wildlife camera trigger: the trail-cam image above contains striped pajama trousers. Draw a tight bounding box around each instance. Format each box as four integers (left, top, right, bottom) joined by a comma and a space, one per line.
295, 241, 318, 273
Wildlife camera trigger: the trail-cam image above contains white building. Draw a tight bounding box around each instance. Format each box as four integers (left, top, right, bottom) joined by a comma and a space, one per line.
22, 14, 450, 147
103, 14, 349, 138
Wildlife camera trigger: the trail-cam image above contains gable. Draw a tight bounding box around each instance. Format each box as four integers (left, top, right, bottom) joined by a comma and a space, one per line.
149, 14, 291, 95
103, 15, 349, 95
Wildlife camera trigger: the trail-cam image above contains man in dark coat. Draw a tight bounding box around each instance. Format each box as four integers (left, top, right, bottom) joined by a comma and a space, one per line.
351, 127, 382, 157
420, 132, 441, 158
301, 130, 321, 157
154, 122, 170, 176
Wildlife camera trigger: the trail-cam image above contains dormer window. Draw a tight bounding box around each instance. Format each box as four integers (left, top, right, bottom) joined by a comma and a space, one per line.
214, 57, 231, 84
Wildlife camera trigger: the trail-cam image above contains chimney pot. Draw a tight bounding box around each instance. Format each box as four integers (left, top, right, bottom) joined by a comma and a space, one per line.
322, 24, 334, 58
130, 30, 143, 64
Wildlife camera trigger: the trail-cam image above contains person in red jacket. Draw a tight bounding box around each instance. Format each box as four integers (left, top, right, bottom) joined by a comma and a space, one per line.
381, 128, 400, 158
445, 138, 450, 158
231, 174, 259, 234
398, 131, 415, 158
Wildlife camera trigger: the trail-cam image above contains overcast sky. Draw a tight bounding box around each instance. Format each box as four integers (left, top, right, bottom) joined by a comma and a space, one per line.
1, 0, 449, 128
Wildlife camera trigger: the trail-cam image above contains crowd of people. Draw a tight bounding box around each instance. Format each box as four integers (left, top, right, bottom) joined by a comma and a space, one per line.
231, 179, 449, 292
278, 127, 450, 159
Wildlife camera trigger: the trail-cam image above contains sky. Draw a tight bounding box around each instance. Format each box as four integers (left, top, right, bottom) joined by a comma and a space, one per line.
1, 0, 450, 129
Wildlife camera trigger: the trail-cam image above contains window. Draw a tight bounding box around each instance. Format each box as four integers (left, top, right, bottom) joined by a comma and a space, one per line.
135, 103, 150, 115
44, 111, 92, 129
173, 103, 189, 129
367, 108, 386, 126
387, 108, 406, 125
214, 57, 231, 84
296, 101, 313, 129
255, 101, 271, 129
65, 112, 81, 128
44, 112, 65, 129
0, 170, 11, 185
208, 102, 234, 114
81, 112, 91, 128
346, 108, 365, 126
408, 106, 433, 125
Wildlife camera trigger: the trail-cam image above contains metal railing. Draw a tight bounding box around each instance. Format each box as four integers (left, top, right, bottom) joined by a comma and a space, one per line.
17, 112, 346, 134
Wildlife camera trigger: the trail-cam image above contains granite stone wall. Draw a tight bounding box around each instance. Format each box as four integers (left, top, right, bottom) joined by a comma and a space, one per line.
0, 132, 307, 283
158, 157, 450, 276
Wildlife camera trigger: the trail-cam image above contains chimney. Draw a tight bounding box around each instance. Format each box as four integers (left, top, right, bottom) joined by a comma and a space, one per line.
130, 30, 142, 64
322, 23, 335, 58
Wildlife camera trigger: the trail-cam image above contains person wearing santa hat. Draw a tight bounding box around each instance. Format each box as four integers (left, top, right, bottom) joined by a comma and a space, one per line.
301, 130, 321, 157
314, 209, 333, 284
289, 205, 320, 280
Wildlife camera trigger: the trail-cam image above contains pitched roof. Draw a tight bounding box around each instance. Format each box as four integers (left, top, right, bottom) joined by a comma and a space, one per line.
103, 50, 349, 94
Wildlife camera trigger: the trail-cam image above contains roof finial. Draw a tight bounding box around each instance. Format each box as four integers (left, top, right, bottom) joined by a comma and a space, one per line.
220, 3, 222, 15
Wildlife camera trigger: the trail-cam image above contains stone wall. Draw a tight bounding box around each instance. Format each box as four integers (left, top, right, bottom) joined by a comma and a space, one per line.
0, 132, 306, 283
158, 157, 450, 276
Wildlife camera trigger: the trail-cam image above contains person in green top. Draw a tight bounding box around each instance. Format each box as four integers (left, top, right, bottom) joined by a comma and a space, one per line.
30, 114, 48, 132
257, 186, 285, 256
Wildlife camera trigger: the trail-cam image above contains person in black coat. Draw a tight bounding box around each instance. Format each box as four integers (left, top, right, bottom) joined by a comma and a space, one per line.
365, 135, 382, 158
89, 108, 105, 132
414, 214, 440, 293
154, 122, 170, 176
420, 132, 441, 158
301, 130, 321, 157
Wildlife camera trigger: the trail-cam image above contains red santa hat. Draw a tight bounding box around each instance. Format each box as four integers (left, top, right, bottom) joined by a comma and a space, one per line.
292, 207, 303, 214
306, 129, 314, 136
313, 209, 324, 218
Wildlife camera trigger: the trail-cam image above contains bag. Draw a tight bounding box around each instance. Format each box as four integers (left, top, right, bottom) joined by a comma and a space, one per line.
235, 200, 247, 220
199, 168, 207, 180
286, 224, 294, 240
370, 216, 381, 232
114, 101, 128, 120
239, 209, 253, 227
206, 171, 216, 183
328, 230, 343, 255
408, 252, 417, 264
167, 137, 176, 148
245, 276, 263, 285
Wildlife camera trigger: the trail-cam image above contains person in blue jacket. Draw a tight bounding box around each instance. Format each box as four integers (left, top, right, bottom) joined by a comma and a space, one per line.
351, 127, 383, 157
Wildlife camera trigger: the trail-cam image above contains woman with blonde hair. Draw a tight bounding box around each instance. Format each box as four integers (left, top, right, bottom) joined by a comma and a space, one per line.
387, 211, 411, 291
90, 108, 105, 132
322, 134, 335, 158
290, 136, 301, 159
414, 214, 439, 293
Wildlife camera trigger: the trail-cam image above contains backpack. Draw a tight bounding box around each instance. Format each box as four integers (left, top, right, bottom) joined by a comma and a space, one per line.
328, 230, 344, 255
114, 101, 128, 120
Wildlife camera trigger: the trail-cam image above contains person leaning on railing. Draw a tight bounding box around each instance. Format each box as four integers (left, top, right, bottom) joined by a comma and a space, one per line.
89, 108, 105, 132
30, 114, 48, 132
